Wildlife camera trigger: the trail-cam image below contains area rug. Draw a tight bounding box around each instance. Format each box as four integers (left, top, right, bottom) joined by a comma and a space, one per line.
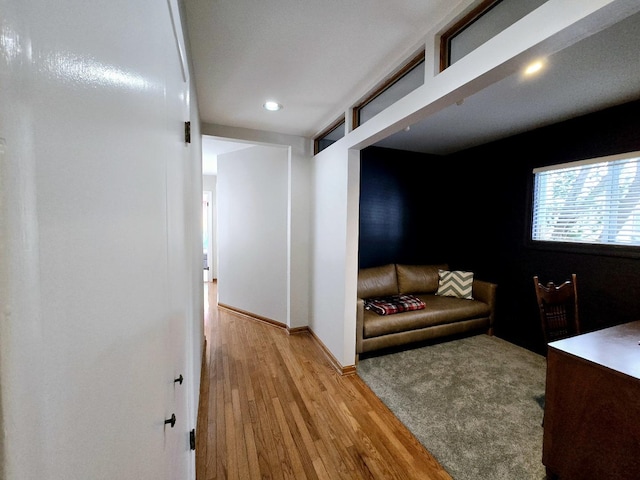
357, 334, 547, 480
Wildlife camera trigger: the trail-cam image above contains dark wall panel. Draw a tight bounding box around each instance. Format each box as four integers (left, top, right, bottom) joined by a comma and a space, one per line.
460, 100, 640, 353
359, 147, 455, 268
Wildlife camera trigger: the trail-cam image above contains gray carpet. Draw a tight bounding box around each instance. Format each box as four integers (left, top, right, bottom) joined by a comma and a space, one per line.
357, 334, 547, 480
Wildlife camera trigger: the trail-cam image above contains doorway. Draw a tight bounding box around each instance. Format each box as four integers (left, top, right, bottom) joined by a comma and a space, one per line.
203, 191, 212, 282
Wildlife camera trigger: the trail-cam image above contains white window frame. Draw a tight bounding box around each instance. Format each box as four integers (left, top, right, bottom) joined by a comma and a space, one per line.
531, 151, 640, 252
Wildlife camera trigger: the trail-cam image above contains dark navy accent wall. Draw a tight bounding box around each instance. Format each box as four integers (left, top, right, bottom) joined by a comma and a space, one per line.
358, 100, 640, 354
359, 148, 455, 268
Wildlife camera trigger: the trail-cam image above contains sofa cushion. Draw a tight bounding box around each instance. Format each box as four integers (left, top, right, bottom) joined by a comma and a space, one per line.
364, 294, 426, 316
396, 264, 448, 294
436, 269, 474, 299
358, 264, 398, 298
363, 295, 491, 338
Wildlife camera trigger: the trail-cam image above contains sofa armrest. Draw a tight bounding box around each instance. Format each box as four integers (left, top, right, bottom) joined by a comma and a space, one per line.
472, 279, 498, 333
356, 298, 365, 354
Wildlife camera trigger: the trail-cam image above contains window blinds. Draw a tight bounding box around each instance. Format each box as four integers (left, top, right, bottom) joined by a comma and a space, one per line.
532, 152, 640, 246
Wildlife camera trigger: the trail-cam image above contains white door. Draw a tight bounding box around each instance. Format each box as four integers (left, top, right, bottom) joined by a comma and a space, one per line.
164, 1, 195, 478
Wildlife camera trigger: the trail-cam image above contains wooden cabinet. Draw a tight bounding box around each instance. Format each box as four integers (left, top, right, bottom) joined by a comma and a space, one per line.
543, 320, 640, 479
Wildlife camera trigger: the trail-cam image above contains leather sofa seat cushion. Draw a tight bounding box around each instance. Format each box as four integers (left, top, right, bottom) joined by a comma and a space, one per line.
363, 295, 491, 338
358, 264, 399, 299
396, 263, 448, 294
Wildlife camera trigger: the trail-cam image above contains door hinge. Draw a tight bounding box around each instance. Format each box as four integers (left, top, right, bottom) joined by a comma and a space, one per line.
189, 429, 196, 450
184, 121, 191, 144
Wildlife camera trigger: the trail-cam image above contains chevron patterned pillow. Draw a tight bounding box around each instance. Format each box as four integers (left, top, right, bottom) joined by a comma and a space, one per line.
436, 269, 474, 299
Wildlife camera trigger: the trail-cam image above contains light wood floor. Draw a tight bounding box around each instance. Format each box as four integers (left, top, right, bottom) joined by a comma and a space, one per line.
196, 281, 452, 480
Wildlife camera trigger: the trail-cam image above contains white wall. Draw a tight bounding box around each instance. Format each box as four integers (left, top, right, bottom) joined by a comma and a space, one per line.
217, 145, 289, 322
288, 142, 312, 329
309, 144, 361, 367
0, 1, 203, 479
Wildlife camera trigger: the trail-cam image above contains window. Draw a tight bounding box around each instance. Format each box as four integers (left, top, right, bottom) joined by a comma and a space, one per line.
314, 116, 345, 155
440, 0, 548, 71
531, 152, 640, 249
352, 51, 425, 129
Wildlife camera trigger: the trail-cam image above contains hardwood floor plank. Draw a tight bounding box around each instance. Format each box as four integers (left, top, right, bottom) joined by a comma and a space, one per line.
196, 341, 209, 480
232, 390, 251, 480
242, 422, 261, 480
196, 281, 453, 480
215, 372, 227, 477
249, 373, 279, 479
288, 401, 320, 463
272, 396, 314, 479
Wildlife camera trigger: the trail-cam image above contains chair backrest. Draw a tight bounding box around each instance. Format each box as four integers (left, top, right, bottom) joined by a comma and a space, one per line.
533, 274, 580, 344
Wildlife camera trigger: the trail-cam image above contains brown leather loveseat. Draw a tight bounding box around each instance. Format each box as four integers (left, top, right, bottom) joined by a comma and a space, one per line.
356, 263, 497, 356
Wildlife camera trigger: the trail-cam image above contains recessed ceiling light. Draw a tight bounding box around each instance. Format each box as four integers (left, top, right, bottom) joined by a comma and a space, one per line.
524, 60, 544, 76
263, 101, 282, 111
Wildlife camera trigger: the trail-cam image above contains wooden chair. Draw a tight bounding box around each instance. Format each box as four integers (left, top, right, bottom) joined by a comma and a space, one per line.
533, 274, 580, 345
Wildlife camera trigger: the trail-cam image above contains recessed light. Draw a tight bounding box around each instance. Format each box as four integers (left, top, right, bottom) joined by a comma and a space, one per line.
263, 101, 282, 111
524, 60, 544, 76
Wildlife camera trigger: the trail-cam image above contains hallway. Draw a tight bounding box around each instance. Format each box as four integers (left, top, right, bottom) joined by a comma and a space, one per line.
195, 281, 452, 479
